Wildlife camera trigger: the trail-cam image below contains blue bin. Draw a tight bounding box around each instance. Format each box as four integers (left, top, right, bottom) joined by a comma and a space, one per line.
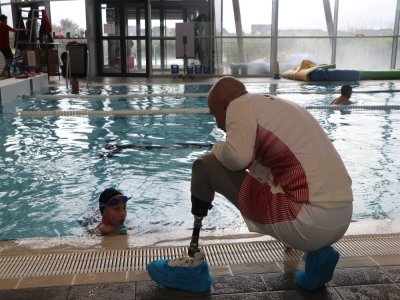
171, 64, 179, 74
187, 66, 194, 74
202, 66, 210, 74
195, 65, 202, 74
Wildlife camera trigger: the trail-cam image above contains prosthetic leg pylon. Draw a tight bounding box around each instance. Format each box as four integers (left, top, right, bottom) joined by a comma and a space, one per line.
188, 215, 203, 257
188, 196, 213, 256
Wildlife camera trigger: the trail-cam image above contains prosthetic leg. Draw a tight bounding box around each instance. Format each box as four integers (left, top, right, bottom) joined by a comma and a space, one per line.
188, 216, 203, 256
188, 196, 213, 257
146, 196, 212, 293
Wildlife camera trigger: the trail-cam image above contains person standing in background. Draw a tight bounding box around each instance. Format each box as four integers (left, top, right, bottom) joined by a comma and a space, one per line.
0, 14, 26, 78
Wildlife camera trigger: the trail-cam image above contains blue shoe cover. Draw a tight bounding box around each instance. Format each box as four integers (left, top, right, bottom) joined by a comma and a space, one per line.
295, 245, 339, 290
147, 259, 212, 293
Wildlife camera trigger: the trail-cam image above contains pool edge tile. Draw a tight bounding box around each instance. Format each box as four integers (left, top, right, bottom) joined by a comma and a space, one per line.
0, 278, 20, 290
17, 274, 74, 289
73, 271, 127, 286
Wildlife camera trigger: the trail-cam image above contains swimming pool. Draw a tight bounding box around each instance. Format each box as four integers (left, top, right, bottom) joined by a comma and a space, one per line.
0, 82, 399, 245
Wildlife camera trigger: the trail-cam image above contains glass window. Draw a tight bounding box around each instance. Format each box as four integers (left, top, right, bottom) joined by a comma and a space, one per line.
101, 39, 121, 73
164, 10, 183, 37
220, 0, 272, 75
338, 0, 396, 36
336, 37, 392, 69
151, 10, 161, 37
99, 4, 120, 36
222, 37, 271, 75
135, 39, 147, 72
214, 0, 223, 35
1, 5, 12, 23
396, 42, 400, 69
222, 0, 272, 36
151, 39, 161, 69
279, 0, 333, 36
124, 39, 136, 73
278, 38, 332, 72
223, 37, 271, 64
165, 40, 179, 68
125, 5, 145, 37
50, 0, 86, 37
126, 8, 138, 36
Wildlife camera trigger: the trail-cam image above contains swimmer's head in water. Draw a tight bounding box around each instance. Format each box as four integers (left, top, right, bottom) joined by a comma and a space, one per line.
99, 188, 129, 228
99, 188, 130, 212
340, 85, 352, 98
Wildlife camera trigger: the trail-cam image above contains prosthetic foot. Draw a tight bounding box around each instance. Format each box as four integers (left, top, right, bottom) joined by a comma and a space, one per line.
146, 196, 213, 293
295, 245, 340, 290
147, 250, 211, 293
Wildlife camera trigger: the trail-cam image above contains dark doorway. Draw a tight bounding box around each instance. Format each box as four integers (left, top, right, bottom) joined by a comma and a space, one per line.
96, 0, 148, 76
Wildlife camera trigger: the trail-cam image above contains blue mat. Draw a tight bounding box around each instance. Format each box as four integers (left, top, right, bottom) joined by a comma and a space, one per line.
147, 259, 212, 293
308, 69, 360, 81
295, 245, 340, 290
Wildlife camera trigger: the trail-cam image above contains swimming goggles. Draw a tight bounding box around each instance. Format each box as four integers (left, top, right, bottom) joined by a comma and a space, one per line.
100, 195, 130, 209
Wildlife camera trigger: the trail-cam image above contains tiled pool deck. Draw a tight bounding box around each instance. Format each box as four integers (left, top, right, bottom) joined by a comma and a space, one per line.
0, 240, 400, 300
1, 267, 400, 300
1, 76, 400, 299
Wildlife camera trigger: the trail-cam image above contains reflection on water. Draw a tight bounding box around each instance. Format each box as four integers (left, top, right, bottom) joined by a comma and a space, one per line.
0, 82, 399, 242
314, 108, 400, 223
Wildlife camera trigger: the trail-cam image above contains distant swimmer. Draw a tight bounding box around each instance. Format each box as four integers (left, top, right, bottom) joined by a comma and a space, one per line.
330, 85, 353, 105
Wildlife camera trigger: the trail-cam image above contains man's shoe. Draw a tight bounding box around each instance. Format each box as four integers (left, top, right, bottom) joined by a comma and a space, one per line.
295, 245, 339, 290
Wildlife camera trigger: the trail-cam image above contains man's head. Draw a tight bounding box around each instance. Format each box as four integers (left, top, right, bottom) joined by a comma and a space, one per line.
0, 15, 7, 23
341, 85, 352, 98
99, 188, 129, 227
208, 76, 247, 131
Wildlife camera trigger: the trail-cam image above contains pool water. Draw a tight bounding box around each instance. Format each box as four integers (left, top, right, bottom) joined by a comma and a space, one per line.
0, 82, 399, 243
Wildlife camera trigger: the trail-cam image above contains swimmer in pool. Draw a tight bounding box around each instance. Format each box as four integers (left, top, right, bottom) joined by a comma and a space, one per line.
330, 85, 353, 105
97, 188, 129, 235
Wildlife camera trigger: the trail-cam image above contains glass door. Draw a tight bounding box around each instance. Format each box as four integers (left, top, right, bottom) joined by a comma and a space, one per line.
97, 0, 148, 76
124, 3, 147, 75
150, 0, 212, 75
151, 9, 184, 73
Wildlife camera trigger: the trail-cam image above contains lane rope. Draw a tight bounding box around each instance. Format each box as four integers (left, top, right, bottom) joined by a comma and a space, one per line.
305, 105, 400, 110
18, 108, 210, 117
38, 93, 209, 99
16, 105, 400, 117
36, 89, 400, 100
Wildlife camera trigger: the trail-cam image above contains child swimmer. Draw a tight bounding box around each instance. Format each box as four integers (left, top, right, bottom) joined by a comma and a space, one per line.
97, 188, 130, 235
